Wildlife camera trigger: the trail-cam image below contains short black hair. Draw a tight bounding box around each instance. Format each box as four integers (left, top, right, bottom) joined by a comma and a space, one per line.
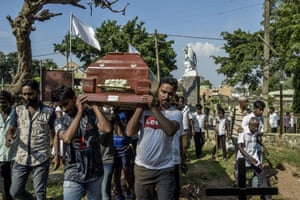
178, 96, 184, 101
253, 100, 265, 111
195, 104, 202, 109
52, 85, 75, 102
218, 108, 225, 114
0, 90, 12, 102
174, 94, 179, 102
159, 76, 178, 91
21, 79, 39, 91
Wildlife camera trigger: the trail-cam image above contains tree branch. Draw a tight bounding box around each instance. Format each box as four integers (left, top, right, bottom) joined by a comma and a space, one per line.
34, 9, 62, 21
46, 0, 86, 9
94, 0, 129, 15
6, 15, 14, 27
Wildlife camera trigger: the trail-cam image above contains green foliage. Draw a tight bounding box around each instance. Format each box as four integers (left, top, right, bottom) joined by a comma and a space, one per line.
271, 1, 300, 75
271, 0, 300, 113
211, 30, 264, 91
212, 0, 300, 112
0, 51, 18, 84
267, 146, 300, 169
293, 68, 300, 113
32, 59, 58, 76
0, 51, 59, 82
54, 17, 177, 76
200, 79, 212, 88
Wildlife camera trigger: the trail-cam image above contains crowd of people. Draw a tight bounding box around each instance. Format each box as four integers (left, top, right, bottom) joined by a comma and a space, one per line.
0, 77, 284, 200
182, 96, 271, 200
0, 77, 183, 200
268, 106, 298, 134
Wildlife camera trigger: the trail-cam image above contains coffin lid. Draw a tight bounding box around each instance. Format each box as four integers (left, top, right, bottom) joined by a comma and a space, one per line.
88, 52, 148, 68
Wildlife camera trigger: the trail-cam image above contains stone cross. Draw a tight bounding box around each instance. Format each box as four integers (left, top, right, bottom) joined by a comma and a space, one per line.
205, 158, 278, 200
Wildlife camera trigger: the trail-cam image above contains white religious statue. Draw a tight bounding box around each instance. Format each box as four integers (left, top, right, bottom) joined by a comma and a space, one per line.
183, 44, 197, 76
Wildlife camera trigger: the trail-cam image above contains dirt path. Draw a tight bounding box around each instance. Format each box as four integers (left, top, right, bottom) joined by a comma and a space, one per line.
273, 163, 300, 200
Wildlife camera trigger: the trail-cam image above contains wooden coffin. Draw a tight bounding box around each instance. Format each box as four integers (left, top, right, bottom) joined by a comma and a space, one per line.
83, 52, 157, 109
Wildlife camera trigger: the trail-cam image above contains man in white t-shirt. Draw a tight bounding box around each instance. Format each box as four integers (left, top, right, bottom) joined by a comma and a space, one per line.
126, 77, 182, 200
192, 104, 206, 158
170, 95, 185, 200
178, 96, 193, 162
269, 106, 279, 133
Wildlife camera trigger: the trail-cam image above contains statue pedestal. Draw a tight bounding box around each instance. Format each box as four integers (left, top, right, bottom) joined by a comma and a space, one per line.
182, 73, 200, 107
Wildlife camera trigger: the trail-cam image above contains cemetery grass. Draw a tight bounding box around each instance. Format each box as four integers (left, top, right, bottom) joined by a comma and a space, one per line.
180, 141, 300, 200
25, 143, 300, 200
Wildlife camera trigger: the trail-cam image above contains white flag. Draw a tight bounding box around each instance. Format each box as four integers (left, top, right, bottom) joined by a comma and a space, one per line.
71, 15, 101, 51
128, 43, 140, 54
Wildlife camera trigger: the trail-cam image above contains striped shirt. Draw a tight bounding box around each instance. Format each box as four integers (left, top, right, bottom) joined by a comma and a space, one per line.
231, 105, 248, 138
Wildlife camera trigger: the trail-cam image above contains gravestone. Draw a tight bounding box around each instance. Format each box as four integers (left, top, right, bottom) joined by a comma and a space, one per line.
182, 44, 200, 106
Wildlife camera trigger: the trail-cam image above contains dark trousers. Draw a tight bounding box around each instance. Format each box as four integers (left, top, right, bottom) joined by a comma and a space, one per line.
232, 137, 238, 154
0, 161, 13, 200
236, 165, 271, 200
212, 135, 227, 159
174, 164, 180, 200
252, 165, 271, 200
271, 127, 277, 133
194, 132, 205, 157
134, 165, 175, 200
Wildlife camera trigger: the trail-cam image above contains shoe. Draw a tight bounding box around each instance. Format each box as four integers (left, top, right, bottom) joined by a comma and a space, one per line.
115, 195, 125, 200
196, 153, 202, 158
261, 196, 272, 200
126, 193, 133, 200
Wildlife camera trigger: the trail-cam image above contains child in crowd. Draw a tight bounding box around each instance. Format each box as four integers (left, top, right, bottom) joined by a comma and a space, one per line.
236, 116, 271, 200
212, 108, 230, 161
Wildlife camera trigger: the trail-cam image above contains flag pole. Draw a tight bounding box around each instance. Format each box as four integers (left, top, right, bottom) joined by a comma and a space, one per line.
69, 12, 73, 69
154, 29, 160, 82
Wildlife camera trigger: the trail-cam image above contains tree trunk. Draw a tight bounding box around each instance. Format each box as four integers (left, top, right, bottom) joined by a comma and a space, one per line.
10, 31, 33, 95
6, 0, 126, 95
7, 2, 34, 95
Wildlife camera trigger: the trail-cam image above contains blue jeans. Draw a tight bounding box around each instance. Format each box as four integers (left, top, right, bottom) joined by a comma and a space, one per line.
101, 163, 114, 200
10, 160, 50, 200
64, 177, 102, 200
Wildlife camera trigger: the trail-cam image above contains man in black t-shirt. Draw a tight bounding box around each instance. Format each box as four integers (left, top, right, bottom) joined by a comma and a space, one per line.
54, 86, 111, 200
